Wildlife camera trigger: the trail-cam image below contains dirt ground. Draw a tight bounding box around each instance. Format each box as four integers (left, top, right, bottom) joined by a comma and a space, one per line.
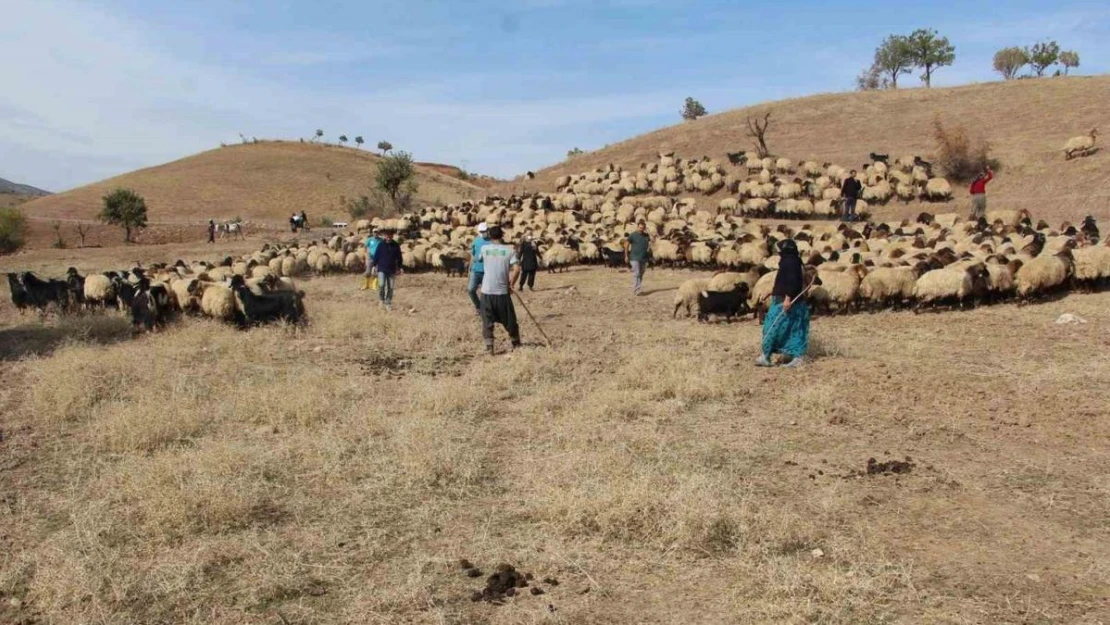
1, 243, 1108, 624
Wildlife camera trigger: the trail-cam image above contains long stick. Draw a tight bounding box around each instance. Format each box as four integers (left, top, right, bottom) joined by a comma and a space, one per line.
513, 290, 552, 347
764, 279, 816, 335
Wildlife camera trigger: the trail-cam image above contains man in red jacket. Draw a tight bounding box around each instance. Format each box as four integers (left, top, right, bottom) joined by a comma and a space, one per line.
969, 167, 993, 219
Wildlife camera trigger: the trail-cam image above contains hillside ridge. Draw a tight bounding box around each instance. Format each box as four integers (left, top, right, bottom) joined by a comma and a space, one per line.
500, 76, 1110, 223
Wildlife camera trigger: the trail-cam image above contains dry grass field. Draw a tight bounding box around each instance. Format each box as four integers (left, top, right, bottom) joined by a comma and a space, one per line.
504, 77, 1110, 225
17, 142, 484, 240
2, 242, 1108, 624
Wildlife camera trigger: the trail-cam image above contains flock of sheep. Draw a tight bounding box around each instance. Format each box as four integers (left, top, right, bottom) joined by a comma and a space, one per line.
546, 151, 953, 220
6, 258, 306, 331
670, 211, 1106, 322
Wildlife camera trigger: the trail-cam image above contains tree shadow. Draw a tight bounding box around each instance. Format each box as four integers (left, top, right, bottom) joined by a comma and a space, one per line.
0, 316, 134, 361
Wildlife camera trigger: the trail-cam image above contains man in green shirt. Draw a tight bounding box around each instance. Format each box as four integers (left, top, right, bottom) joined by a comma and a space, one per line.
623, 221, 651, 295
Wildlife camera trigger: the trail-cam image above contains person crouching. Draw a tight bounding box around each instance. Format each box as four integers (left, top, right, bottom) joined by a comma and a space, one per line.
478, 226, 522, 355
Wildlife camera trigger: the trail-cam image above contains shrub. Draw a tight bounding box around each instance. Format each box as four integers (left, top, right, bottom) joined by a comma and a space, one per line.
993, 47, 1029, 80
681, 97, 708, 121
932, 118, 1001, 183
318, 216, 334, 228
377, 141, 393, 155
566, 147, 585, 159
0, 207, 28, 254
1059, 50, 1079, 75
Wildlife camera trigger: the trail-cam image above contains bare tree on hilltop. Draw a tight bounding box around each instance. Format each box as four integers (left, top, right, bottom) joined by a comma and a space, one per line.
746, 112, 773, 158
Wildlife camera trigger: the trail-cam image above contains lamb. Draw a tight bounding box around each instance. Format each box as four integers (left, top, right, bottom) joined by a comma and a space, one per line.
673, 278, 711, 318
1063, 128, 1098, 160
1015, 250, 1075, 302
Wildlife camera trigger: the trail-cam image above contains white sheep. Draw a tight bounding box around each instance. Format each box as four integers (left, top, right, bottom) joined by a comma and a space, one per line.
922, 178, 952, 202
673, 278, 711, 318
1063, 128, 1098, 160
1015, 251, 1074, 301
83, 274, 116, 307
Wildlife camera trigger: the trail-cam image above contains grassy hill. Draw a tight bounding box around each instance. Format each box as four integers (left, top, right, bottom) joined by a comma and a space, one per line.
18, 141, 484, 225
1, 177, 50, 210
502, 76, 1110, 223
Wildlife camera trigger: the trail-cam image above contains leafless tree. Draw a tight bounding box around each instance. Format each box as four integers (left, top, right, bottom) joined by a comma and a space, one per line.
746, 112, 773, 158
76, 223, 90, 247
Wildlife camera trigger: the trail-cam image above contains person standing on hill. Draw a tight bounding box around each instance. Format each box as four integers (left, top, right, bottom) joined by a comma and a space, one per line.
623, 221, 651, 296
516, 234, 540, 291
371, 229, 403, 311
467, 223, 490, 313
361, 227, 382, 291
207, 220, 216, 244
969, 167, 993, 220
478, 226, 522, 355
840, 170, 862, 222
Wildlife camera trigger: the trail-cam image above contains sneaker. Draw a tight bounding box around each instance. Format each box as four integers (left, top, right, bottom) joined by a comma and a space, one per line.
754, 354, 772, 367
780, 356, 806, 369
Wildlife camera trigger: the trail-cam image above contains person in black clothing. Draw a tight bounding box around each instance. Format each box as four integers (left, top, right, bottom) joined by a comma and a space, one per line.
841, 170, 862, 222
516, 235, 540, 291
207, 220, 216, 243
756, 239, 813, 368
371, 229, 403, 310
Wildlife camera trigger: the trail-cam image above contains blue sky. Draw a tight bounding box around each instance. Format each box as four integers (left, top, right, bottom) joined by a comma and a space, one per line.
1, 0, 1107, 192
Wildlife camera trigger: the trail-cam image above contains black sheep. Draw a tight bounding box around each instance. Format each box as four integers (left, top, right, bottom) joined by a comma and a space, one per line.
229, 275, 306, 327
7, 272, 30, 311
130, 278, 174, 332
18, 272, 70, 312
697, 284, 750, 323
442, 256, 467, 277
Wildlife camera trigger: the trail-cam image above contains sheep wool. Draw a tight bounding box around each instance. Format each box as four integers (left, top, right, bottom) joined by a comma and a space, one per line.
673, 278, 712, 318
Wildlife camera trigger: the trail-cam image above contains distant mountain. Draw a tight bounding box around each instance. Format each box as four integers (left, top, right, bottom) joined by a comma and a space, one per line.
0, 177, 51, 197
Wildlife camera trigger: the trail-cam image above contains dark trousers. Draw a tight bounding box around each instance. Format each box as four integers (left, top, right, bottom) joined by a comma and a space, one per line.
843, 197, 858, 220
518, 269, 536, 290
480, 293, 520, 347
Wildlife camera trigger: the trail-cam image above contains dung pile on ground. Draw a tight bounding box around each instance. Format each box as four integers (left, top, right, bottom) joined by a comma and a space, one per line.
458, 560, 557, 604
356, 354, 411, 377
866, 456, 914, 475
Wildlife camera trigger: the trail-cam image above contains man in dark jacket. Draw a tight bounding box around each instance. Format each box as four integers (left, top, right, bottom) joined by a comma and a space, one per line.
516, 234, 540, 291
207, 220, 216, 243
841, 170, 862, 222
371, 229, 403, 311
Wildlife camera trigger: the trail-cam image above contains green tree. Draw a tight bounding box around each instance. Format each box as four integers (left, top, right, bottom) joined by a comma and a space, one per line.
374, 151, 418, 207
355, 136, 364, 149
99, 188, 148, 243
313, 129, 324, 142
338, 135, 348, 146
1027, 41, 1060, 76
376, 140, 393, 155
906, 28, 955, 87
872, 35, 915, 88
681, 97, 708, 121
0, 207, 28, 254
566, 147, 585, 159
993, 46, 1029, 80
1059, 50, 1079, 75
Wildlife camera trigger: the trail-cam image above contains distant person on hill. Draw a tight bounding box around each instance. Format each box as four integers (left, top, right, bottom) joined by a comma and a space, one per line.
371, 229, 403, 311
467, 223, 490, 313
362, 227, 382, 291
478, 226, 522, 355
841, 170, 862, 222
300, 211, 309, 231
516, 234, 540, 291
623, 221, 651, 295
207, 220, 216, 244
969, 167, 993, 220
